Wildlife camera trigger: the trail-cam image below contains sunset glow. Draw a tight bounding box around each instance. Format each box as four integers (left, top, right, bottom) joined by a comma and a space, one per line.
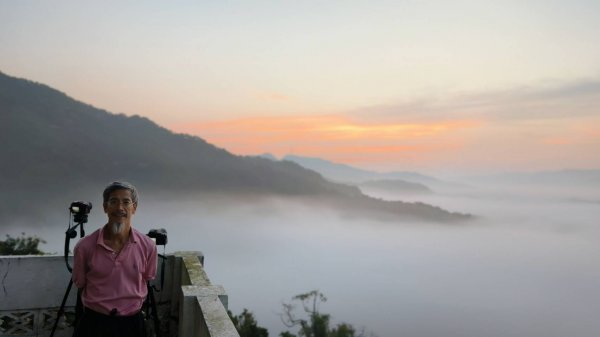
169, 115, 479, 168
2, 1, 600, 173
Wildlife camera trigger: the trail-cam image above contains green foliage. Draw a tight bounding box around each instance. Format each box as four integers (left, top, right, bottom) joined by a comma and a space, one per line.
227, 291, 371, 337
279, 332, 297, 337
228, 308, 269, 337
280, 290, 367, 337
0, 233, 46, 255
330, 323, 356, 337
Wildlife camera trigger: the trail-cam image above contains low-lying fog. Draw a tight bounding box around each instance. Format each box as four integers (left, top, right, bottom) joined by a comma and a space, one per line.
7, 180, 600, 337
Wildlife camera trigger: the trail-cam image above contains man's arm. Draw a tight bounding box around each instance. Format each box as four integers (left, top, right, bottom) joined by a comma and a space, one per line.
72, 243, 87, 288
144, 243, 158, 281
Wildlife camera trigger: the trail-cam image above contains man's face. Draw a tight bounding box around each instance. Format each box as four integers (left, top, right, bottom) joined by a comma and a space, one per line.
103, 189, 137, 226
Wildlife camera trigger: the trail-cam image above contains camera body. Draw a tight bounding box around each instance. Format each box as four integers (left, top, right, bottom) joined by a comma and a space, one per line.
70, 201, 92, 224
147, 228, 168, 246
70, 201, 92, 214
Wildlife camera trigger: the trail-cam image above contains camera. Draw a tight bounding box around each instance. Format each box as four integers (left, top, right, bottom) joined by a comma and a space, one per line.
69, 201, 92, 224
147, 228, 168, 246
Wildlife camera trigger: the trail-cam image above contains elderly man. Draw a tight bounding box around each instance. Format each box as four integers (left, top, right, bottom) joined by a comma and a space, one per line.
72, 181, 157, 337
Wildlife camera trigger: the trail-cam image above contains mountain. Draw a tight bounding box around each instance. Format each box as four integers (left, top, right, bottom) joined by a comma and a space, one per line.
282, 155, 460, 191
359, 179, 433, 195
281, 155, 378, 183
258, 153, 278, 161
0, 71, 471, 223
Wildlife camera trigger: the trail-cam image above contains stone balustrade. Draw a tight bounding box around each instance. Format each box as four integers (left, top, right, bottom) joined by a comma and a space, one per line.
0, 253, 239, 337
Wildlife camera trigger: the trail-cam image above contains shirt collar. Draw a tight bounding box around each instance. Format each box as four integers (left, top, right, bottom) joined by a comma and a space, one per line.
97, 225, 138, 245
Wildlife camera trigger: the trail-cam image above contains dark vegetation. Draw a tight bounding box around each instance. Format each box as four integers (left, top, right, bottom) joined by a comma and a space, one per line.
280, 290, 370, 337
0, 233, 46, 255
230, 290, 372, 337
229, 309, 269, 337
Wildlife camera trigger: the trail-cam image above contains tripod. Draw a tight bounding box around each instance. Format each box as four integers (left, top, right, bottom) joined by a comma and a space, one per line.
144, 253, 167, 337
50, 214, 87, 337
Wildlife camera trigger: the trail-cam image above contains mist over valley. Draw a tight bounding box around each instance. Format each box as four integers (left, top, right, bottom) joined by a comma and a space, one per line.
9, 177, 599, 337
2, 72, 599, 337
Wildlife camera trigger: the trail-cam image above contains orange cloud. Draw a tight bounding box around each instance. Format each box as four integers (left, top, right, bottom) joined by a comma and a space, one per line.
315, 120, 477, 140
169, 115, 479, 166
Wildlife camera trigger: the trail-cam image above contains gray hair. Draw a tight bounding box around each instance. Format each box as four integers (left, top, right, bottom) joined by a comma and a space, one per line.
103, 181, 138, 204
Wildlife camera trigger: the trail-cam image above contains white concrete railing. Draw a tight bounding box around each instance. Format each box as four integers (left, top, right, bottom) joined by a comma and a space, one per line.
174, 253, 239, 337
0, 253, 239, 337
0, 255, 76, 337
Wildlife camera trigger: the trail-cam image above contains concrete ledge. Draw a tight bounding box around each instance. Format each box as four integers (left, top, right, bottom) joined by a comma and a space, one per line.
197, 296, 238, 337
182, 285, 228, 309
0, 255, 75, 310
0, 255, 76, 337
175, 251, 210, 287
175, 252, 239, 337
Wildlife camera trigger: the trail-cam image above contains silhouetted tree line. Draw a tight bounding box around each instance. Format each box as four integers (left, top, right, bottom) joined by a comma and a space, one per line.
230, 290, 375, 337
0, 233, 46, 255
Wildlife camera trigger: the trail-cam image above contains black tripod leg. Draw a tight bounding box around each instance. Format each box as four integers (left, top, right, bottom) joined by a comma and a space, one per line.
50, 279, 74, 337
148, 285, 161, 337
73, 288, 83, 332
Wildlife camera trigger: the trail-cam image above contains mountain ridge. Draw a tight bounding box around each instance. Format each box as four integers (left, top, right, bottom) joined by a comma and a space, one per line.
281, 154, 466, 191
0, 71, 472, 223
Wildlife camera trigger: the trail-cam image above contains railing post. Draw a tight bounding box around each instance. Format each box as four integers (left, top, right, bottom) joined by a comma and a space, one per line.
174, 252, 239, 337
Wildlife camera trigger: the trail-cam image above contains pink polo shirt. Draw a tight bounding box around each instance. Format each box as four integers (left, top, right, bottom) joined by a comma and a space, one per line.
72, 226, 157, 316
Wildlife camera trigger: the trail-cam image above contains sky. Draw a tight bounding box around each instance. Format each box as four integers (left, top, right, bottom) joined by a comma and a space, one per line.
2, 0, 600, 174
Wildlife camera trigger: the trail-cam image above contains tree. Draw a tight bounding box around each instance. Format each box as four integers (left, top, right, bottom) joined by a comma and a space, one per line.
330, 324, 356, 337
0, 233, 46, 255
229, 308, 269, 337
280, 290, 369, 337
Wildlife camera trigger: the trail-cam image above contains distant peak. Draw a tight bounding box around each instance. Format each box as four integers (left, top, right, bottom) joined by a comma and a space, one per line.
257, 153, 279, 161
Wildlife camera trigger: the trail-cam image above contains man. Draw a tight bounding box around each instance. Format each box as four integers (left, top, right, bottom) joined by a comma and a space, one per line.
72, 181, 157, 337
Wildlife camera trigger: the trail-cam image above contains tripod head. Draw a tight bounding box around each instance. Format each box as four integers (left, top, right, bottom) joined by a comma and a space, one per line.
64, 201, 92, 272
68, 201, 92, 237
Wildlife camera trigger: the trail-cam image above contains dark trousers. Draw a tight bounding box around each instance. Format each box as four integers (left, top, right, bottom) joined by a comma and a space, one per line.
73, 307, 147, 337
